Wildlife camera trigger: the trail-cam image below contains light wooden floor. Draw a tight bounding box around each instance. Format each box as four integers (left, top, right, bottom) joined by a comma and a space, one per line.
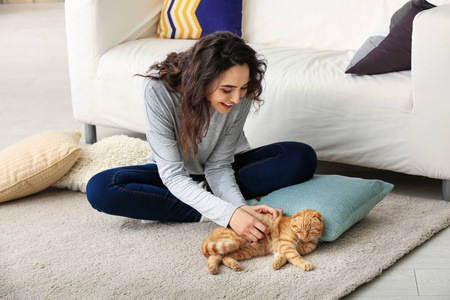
0, 3, 449, 299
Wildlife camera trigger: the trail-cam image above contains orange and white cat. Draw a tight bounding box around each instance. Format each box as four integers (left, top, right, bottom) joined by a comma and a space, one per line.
202, 209, 323, 274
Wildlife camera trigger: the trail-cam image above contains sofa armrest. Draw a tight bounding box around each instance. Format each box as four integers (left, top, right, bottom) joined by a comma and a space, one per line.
66, 0, 162, 71
65, 0, 163, 123
411, 4, 450, 179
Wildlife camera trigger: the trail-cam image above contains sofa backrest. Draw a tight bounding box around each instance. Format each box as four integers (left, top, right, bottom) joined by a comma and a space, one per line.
242, 0, 418, 51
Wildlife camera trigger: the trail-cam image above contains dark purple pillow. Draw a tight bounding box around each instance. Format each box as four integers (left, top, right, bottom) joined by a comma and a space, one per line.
345, 0, 435, 75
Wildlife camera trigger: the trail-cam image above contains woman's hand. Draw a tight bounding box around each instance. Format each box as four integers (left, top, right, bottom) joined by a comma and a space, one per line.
243, 204, 283, 221
228, 205, 283, 243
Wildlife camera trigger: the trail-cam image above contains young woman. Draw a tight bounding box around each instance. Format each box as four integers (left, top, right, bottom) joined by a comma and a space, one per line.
86, 32, 317, 243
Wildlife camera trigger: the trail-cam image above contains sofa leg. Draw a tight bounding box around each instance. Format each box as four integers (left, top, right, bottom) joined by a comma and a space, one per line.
443, 180, 450, 201
84, 123, 97, 144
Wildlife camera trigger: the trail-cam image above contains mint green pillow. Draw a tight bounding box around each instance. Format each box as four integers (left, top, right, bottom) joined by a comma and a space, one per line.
257, 175, 394, 242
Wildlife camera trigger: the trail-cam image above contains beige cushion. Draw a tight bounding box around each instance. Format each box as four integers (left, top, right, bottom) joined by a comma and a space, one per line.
0, 131, 82, 203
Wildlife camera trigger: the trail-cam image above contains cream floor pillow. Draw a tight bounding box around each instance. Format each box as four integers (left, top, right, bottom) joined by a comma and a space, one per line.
0, 131, 81, 203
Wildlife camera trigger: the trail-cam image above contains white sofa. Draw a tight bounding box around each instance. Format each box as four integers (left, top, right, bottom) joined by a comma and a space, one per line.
65, 0, 450, 200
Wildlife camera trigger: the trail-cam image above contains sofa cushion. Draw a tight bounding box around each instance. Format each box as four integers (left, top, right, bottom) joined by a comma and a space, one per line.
95, 38, 195, 132
345, 0, 436, 75
245, 44, 413, 173
96, 39, 415, 174
0, 131, 81, 203
256, 175, 394, 241
156, 0, 243, 39
243, 0, 411, 51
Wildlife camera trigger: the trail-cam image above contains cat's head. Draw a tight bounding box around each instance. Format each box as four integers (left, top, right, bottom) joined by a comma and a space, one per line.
290, 209, 323, 242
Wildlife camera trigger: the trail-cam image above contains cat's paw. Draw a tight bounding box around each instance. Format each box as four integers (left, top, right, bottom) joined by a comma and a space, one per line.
272, 261, 283, 270
223, 257, 242, 271
299, 261, 314, 271
208, 264, 219, 275
272, 253, 287, 270
207, 255, 222, 275
230, 261, 242, 272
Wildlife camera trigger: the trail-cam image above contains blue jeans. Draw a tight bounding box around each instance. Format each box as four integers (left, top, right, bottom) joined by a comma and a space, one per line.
86, 141, 317, 223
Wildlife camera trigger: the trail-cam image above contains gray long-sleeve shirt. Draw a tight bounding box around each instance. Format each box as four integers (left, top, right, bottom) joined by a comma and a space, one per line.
143, 77, 252, 227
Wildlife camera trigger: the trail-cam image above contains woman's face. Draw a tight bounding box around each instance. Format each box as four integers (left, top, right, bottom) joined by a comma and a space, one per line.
206, 64, 250, 114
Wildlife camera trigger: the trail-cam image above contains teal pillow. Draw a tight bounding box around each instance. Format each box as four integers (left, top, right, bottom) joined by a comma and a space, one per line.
256, 175, 393, 242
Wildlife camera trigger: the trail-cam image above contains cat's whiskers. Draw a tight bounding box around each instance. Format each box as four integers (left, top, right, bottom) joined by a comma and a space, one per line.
316, 240, 326, 248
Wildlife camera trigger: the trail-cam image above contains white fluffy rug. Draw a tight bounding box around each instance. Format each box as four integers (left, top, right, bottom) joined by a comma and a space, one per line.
53, 135, 151, 192
1, 188, 449, 299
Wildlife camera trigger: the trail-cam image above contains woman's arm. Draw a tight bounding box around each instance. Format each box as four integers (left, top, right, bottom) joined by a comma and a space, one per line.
143, 79, 240, 227
204, 98, 283, 241
204, 98, 252, 207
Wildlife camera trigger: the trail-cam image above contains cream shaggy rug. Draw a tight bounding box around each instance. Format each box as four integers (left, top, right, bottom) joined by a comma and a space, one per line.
1, 189, 449, 300
53, 135, 151, 193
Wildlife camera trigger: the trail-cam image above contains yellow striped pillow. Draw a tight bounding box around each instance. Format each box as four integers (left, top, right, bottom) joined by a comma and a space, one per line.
156, 0, 243, 39
0, 131, 81, 203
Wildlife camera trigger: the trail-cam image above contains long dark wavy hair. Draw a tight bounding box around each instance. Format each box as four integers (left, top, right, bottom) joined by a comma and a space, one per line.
144, 31, 267, 158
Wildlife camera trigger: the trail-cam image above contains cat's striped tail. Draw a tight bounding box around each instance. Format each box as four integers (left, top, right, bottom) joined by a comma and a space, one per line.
202, 239, 242, 257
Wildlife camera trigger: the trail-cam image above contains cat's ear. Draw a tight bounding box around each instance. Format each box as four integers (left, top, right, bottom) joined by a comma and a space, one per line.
312, 211, 323, 223
292, 210, 304, 220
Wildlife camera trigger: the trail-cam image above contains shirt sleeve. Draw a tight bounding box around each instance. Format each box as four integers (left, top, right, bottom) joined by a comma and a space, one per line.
204, 98, 252, 208
143, 79, 240, 227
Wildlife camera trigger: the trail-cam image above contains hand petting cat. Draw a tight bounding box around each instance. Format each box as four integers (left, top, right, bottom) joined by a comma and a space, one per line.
229, 204, 283, 243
